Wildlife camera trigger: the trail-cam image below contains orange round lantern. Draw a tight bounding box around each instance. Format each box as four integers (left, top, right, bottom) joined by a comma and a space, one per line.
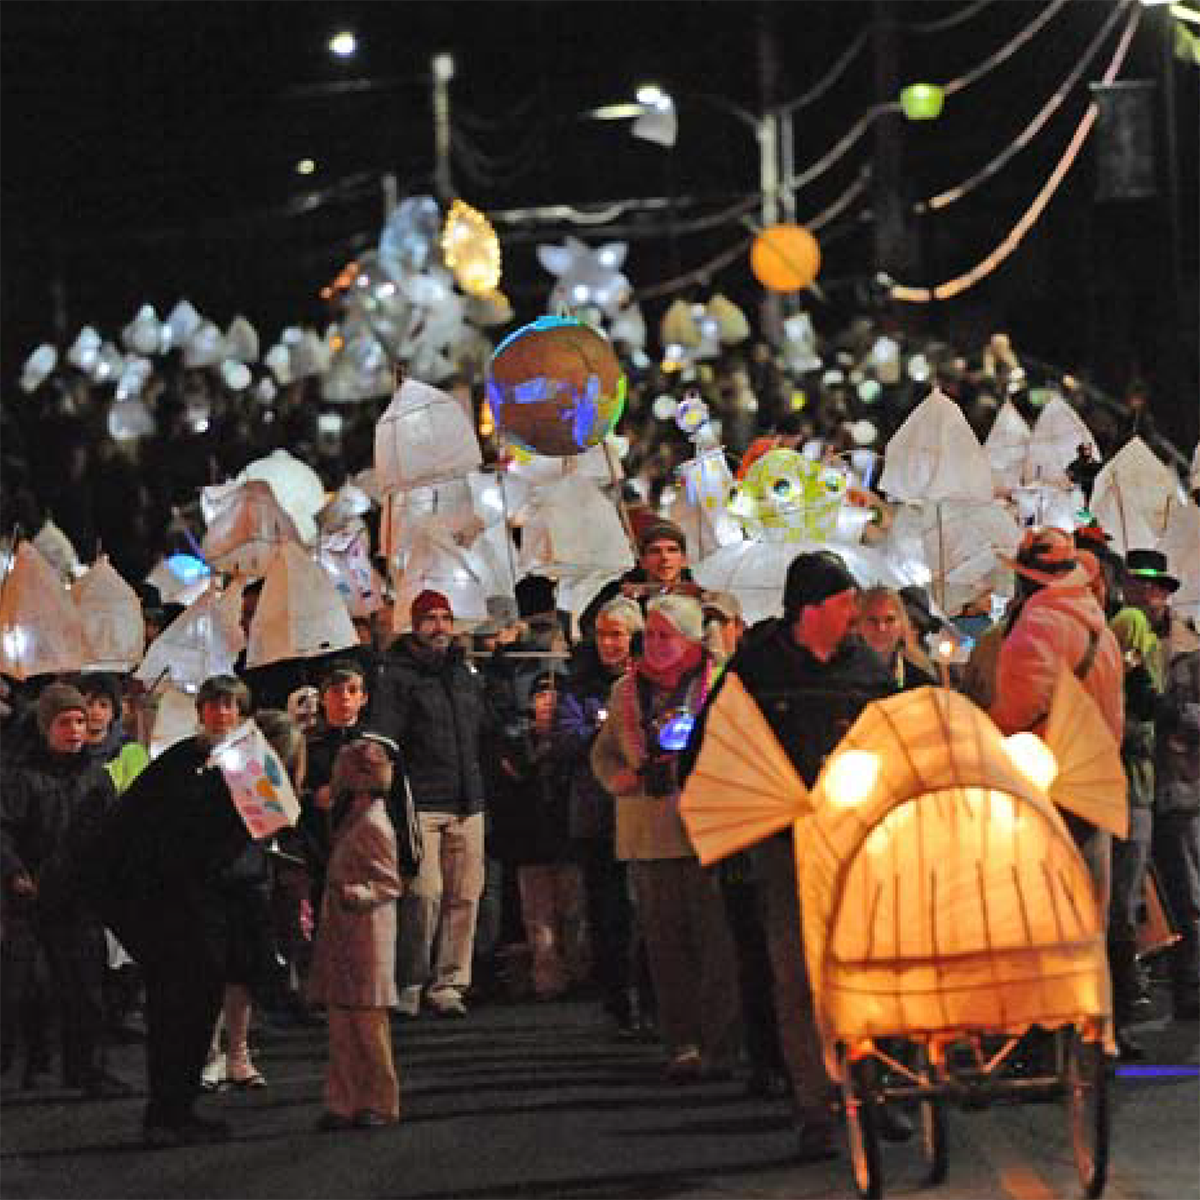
750, 224, 821, 292
486, 317, 627, 457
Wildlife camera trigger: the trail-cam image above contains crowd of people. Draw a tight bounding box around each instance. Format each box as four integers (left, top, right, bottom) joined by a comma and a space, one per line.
2, 489, 1196, 1161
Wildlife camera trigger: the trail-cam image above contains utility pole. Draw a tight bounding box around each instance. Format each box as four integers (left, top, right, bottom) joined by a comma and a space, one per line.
432, 52, 455, 204
756, 5, 783, 345
871, 1, 918, 293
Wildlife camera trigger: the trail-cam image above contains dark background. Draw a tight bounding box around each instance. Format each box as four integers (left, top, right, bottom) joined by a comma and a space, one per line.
3, 1, 1197, 448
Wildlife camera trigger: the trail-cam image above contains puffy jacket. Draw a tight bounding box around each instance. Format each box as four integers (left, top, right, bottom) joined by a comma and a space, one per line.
1, 740, 118, 925
990, 584, 1124, 742
368, 634, 489, 814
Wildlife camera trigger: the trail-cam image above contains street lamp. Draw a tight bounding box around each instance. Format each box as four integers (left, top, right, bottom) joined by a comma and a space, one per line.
295, 157, 316, 176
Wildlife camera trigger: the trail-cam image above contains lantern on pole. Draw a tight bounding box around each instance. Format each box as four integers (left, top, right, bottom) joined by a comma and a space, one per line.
750, 224, 821, 292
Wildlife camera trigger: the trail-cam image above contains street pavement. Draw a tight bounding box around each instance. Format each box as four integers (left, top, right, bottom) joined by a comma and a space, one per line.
2, 993, 1196, 1200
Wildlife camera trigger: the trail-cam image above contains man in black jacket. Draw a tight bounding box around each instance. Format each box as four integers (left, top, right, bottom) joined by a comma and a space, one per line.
683, 552, 896, 1162
1, 682, 128, 1097
370, 590, 489, 1018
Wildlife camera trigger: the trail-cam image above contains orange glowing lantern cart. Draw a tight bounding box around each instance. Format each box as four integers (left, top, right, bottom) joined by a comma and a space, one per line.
681, 673, 1124, 1199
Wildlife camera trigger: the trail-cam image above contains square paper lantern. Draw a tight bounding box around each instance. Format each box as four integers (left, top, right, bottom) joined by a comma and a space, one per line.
375, 378, 482, 492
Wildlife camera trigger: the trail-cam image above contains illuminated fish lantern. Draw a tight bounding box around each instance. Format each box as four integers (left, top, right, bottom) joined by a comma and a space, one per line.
486, 316, 626, 457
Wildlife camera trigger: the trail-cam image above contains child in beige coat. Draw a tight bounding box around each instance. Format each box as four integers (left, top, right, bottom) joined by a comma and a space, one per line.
307, 736, 403, 1130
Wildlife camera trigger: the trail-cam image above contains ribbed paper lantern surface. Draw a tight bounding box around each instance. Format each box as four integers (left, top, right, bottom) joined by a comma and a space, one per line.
486, 317, 626, 457
750, 224, 821, 292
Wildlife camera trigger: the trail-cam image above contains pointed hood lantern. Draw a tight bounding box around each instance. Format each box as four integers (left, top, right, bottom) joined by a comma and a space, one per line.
1023, 397, 1098, 488
375, 377, 482, 492
135, 583, 245, 693
878, 389, 993, 503
73, 555, 146, 672
984, 401, 1032, 496
201, 480, 305, 578
0, 541, 86, 680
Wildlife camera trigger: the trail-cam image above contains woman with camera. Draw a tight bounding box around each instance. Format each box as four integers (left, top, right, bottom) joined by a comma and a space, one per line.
590, 595, 741, 1083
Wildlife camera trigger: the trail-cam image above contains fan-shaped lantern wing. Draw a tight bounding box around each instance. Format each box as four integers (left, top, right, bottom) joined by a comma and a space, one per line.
74, 555, 145, 672
246, 543, 358, 668
0, 541, 85, 679
375, 378, 482, 492
680, 674, 810, 865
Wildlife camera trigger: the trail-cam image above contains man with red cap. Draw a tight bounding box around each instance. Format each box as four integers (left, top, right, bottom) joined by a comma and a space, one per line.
369, 590, 490, 1018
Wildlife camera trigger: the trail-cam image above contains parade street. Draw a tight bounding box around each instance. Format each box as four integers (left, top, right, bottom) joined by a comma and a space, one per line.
3, 995, 1195, 1200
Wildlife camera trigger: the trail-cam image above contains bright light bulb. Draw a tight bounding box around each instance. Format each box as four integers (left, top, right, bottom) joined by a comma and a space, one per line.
329, 31, 357, 57
823, 750, 880, 809
296, 158, 316, 176
1004, 733, 1058, 792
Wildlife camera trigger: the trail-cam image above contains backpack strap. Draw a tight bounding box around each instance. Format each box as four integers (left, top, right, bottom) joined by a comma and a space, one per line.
1075, 628, 1101, 682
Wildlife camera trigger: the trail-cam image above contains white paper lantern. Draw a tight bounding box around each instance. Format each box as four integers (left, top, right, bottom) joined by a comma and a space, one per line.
316, 526, 382, 619
224, 315, 260, 363
73, 555, 145, 671
20, 344, 58, 393
136, 584, 244, 693
1023, 397, 1098, 488
238, 449, 326, 544
517, 475, 634, 581
0, 542, 85, 679
391, 530, 490, 629
246, 543, 358, 667
121, 305, 163, 357
879, 389, 993, 503
149, 685, 198, 757
201, 480, 305, 577
375, 378, 481, 492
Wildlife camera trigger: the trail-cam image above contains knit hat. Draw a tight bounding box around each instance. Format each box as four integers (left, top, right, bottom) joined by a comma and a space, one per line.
783, 551, 858, 618
36, 682, 88, 737
645, 594, 705, 643
410, 589, 453, 625
331, 735, 395, 799
636, 518, 687, 556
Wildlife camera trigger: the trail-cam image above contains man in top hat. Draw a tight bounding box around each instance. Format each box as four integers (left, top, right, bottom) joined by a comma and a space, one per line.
1124, 548, 1200, 1020
370, 590, 490, 1019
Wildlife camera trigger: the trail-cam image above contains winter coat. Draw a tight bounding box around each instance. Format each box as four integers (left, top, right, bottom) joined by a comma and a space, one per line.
989, 584, 1124, 742
551, 644, 626, 841
591, 657, 718, 862
1, 740, 118, 927
81, 722, 149, 795
490, 722, 576, 866
368, 634, 489, 815
682, 619, 895, 792
1156, 648, 1200, 815
307, 795, 401, 1009
88, 735, 252, 971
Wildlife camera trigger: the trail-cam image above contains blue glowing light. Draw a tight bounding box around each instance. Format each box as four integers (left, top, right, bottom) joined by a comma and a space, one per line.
658, 712, 695, 752
166, 553, 211, 584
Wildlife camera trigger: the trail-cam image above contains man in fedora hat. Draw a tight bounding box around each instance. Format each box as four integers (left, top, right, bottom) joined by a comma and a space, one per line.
1125, 548, 1200, 1020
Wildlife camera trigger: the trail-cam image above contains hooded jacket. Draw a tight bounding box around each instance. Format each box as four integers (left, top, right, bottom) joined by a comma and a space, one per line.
369, 633, 489, 814
989, 582, 1124, 741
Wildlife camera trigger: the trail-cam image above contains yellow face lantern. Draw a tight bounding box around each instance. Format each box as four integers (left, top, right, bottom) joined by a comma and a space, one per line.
733, 448, 849, 542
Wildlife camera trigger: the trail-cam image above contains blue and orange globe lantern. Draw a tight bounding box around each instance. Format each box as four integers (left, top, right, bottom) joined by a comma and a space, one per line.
486, 316, 627, 457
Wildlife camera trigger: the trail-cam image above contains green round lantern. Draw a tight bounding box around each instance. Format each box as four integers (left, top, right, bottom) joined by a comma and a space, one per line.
900, 83, 945, 121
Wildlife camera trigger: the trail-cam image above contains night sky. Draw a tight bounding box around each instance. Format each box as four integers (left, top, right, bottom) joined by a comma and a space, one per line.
3, 1, 1197, 444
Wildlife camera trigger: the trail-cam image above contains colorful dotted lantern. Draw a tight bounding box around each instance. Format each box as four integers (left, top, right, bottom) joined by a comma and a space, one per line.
486, 316, 627, 457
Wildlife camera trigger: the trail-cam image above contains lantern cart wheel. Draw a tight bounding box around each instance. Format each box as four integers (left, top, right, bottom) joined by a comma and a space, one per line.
915, 1046, 947, 1186
1064, 1030, 1109, 1198
838, 1046, 882, 1200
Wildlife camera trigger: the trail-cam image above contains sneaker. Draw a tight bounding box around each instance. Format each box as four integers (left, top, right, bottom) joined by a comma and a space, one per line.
201, 1052, 226, 1092
427, 995, 467, 1018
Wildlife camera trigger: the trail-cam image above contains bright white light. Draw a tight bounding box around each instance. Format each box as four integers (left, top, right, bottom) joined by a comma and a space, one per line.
2, 627, 29, 660
571, 283, 590, 304
824, 750, 881, 809
433, 52, 455, 81
329, 31, 357, 57
1004, 733, 1058, 792
296, 158, 316, 176
636, 84, 672, 112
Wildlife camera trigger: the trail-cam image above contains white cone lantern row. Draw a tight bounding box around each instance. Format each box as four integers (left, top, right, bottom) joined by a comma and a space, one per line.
1088, 436, 1187, 554
73, 555, 145, 672
246, 543, 358, 668
0, 542, 85, 680
375, 378, 482, 493
1023, 397, 1098, 488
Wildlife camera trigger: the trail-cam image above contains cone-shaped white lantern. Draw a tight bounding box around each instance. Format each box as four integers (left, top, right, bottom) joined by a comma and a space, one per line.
1158, 501, 1200, 625
121, 305, 163, 357
379, 478, 479, 567
879, 389, 993, 503
246, 543, 358, 668
74, 555, 146, 671
316, 526, 382, 619
984, 401, 1032, 496
136, 583, 245, 692
0, 542, 85, 679
224, 315, 260, 363
33, 518, 82, 581
1089, 436, 1186, 554
392, 530, 490, 629
239, 449, 326, 545
149, 685, 198, 759
517, 475, 634, 581
375, 378, 481, 492
202, 481, 305, 577
183, 320, 225, 369
1023, 397, 1098, 488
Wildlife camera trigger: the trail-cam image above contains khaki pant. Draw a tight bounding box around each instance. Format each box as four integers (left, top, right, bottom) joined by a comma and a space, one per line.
325, 1006, 399, 1121
630, 857, 741, 1066
517, 863, 590, 997
397, 811, 485, 1008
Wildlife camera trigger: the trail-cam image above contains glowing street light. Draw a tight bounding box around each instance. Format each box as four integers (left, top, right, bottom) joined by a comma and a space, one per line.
296, 158, 316, 175
328, 30, 357, 58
